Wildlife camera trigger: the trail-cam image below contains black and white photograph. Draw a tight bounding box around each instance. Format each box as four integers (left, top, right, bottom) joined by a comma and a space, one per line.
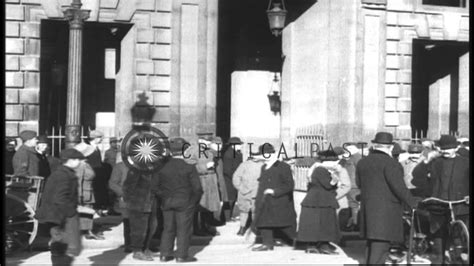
4, 0, 470, 265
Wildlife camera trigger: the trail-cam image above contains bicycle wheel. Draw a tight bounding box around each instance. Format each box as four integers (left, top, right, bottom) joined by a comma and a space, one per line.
446, 220, 469, 265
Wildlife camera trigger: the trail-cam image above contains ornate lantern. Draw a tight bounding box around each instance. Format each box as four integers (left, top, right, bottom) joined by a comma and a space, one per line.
267, 72, 281, 115
266, 0, 287, 36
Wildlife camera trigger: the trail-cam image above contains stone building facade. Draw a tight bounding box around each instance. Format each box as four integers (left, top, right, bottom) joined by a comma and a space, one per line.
5, 0, 218, 142
280, 0, 469, 149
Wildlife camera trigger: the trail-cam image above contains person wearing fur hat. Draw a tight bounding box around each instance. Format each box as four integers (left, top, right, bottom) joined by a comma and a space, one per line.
13, 130, 40, 176
356, 132, 418, 264
252, 144, 297, 252
35, 148, 85, 266
152, 137, 203, 263
415, 135, 470, 264
36, 135, 52, 180
297, 149, 341, 255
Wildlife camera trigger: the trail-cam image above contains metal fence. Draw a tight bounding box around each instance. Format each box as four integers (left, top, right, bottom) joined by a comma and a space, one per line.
45, 126, 113, 158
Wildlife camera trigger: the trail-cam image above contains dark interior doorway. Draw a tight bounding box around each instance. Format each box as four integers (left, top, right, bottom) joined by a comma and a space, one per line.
411, 39, 468, 137
216, 0, 317, 141
39, 20, 132, 134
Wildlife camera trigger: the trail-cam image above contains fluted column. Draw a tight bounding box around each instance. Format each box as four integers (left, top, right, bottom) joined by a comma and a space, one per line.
63, 0, 90, 148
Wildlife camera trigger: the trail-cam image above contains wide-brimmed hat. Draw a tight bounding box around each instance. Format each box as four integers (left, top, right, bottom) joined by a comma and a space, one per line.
89, 130, 104, 139
408, 144, 423, 154
19, 130, 37, 142
37, 135, 49, 144
317, 149, 339, 161
169, 137, 189, 155
74, 142, 95, 157
60, 148, 85, 161
391, 143, 406, 156
259, 144, 275, 154
436, 135, 459, 150
371, 132, 394, 145
228, 137, 243, 145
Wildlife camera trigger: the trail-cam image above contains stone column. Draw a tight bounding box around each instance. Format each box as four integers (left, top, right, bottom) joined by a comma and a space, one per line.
63, 0, 90, 148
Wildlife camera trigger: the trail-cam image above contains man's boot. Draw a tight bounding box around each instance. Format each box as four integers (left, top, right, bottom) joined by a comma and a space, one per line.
237, 227, 246, 236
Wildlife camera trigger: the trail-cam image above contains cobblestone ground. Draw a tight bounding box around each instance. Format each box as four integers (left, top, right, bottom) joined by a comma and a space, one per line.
6, 215, 362, 265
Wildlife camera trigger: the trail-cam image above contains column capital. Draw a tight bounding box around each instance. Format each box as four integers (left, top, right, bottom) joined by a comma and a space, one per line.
64, 7, 90, 29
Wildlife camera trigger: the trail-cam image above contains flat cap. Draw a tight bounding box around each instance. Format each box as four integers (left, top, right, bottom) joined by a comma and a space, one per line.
19, 130, 37, 142
60, 148, 85, 161
333, 146, 346, 156
211, 136, 223, 144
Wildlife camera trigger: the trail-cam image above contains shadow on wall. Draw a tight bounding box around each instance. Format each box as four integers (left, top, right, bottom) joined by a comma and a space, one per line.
130, 92, 155, 125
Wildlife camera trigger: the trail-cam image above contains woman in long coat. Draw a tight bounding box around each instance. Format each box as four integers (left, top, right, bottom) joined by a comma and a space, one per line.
297, 151, 340, 254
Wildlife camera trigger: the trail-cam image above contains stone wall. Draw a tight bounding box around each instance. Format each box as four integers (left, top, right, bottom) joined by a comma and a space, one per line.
5, 0, 218, 141
382, 0, 469, 141
281, 0, 469, 148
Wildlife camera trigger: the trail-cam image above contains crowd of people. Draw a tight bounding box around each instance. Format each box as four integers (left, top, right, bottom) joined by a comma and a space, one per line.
5, 129, 470, 265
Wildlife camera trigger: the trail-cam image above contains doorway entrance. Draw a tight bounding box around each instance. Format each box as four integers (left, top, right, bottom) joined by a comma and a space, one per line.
39, 20, 132, 134
411, 39, 469, 138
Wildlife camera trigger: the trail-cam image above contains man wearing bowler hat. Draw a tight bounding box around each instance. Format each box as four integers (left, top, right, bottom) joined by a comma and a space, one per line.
356, 132, 418, 264
13, 130, 40, 176
35, 148, 85, 265
153, 137, 203, 263
417, 135, 469, 264
252, 143, 297, 251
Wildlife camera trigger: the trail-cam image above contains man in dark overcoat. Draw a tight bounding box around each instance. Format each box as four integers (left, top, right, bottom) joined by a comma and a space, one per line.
5, 138, 17, 175
123, 167, 160, 261
12, 130, 39, 176
36, 135, 52, 179
419, 135, 470, 264
252, 144, 297, 251
223, 137, 244, 221
356, 132, 417, 264
35, 149, 84, 265
153, 137, 203, 263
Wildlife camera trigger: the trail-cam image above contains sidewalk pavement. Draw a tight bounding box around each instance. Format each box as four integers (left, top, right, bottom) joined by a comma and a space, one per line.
6, 215, 360, 265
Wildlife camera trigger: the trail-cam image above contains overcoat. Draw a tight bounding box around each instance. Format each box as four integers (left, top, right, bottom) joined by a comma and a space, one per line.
12, 145, 40, 176
232, 159, 263, 212
35, 165, 79, 225
429, 156, 469, 215
254, 161, 296, 228
411, 162, 433, 198
75, 161, 95, 205
37, 153, 51, 179
153, 157, 203, 211
356, 149, 416, 242
297, 166, 340, 242
223, 148, 242, 201
123, 169, 158, 212
185, 145, 221, 212
108, 162, 129, 216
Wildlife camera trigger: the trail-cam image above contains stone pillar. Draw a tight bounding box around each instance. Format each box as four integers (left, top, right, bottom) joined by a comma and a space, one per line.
63, 0, 90, 148
458, 52, 469, 136
428, 75, 451, 139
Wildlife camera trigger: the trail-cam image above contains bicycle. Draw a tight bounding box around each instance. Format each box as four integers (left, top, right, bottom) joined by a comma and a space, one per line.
407, 197, 469, 265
